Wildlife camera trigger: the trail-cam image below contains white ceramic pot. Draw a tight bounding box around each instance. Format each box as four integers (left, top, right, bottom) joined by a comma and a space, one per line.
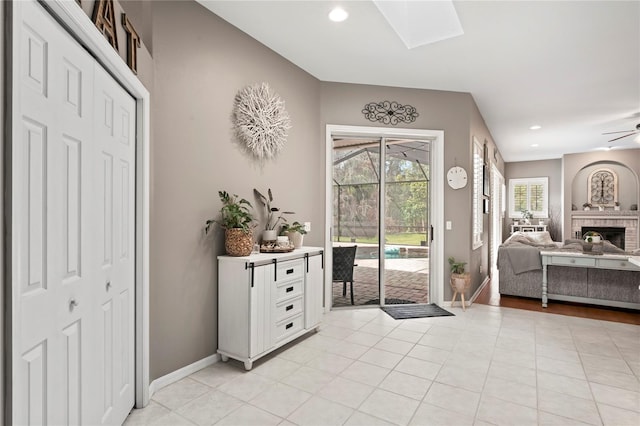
276, 236, 289, 247
288, 231, 304, 249
262, 229, 277, 242
584, 207, 590, 211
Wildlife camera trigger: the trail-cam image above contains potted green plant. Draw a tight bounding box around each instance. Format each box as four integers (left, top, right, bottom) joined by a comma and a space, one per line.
254, 188, 294, 242
582, 202, 592, 211
614, 201, 621, 211
205, 191, 255, 256
448, 257, 471, 311
281, 221, 307, 249
583, 230, 602, 243
520, 209, 533, 225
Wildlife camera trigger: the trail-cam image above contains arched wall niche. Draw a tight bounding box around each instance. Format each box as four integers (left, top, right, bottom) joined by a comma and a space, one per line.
571, 160, 639, 210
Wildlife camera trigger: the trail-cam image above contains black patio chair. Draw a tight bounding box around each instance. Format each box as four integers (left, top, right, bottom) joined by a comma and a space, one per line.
332, 245, 358, 305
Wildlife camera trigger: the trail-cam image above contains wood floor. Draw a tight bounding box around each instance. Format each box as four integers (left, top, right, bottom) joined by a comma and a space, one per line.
475, 273, 640, 325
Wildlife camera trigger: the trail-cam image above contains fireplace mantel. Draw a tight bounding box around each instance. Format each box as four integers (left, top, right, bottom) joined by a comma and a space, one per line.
571, 210, 639, 218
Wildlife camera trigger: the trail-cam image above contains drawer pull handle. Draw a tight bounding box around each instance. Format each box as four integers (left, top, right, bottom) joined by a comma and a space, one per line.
286, 304, 293, 311
286, 322, 293, 330
286, 286, 294, 293
286, 268, 294, 274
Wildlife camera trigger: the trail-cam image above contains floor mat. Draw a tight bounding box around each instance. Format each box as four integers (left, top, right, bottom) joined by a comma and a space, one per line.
364, 298, 416, 305
381, 303, 454, 320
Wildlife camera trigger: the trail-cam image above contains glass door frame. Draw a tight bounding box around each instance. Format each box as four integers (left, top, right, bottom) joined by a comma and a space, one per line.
325, 125, 445, 311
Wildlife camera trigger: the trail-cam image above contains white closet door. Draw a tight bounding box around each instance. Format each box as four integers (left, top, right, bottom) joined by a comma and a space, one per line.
93, 63, 136, 426
12, 1, 135, 424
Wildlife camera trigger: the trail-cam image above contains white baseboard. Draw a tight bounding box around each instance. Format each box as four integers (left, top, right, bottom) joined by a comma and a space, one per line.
471, 276, 491, 304
148, 354, 220, 398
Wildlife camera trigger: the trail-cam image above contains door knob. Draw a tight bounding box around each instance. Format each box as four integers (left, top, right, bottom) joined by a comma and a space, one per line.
106, 281, 112, 291
69, 299, 79, 310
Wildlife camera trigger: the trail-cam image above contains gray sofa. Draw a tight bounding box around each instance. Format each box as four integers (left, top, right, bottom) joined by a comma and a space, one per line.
497, 233, 640, 309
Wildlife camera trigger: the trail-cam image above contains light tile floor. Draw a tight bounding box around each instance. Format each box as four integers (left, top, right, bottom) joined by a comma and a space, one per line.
125, 304, 640, 426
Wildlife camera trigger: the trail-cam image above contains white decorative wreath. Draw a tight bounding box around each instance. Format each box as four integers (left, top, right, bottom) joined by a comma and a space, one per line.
233, 83, 291, 160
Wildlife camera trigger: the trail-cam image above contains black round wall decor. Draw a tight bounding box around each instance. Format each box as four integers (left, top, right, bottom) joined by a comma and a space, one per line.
362, 101, 419, 125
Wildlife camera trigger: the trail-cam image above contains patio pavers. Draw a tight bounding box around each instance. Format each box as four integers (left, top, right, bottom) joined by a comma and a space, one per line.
332, 266, 429, 307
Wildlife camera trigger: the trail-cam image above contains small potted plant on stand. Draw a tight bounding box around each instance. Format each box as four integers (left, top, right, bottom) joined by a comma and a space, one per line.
281, 221, 308, 249
254, 188, 294, 243
448, 257, 471, 311
205, 191, 255, 256
583, 202, 592, 211
614, 201, 621, 211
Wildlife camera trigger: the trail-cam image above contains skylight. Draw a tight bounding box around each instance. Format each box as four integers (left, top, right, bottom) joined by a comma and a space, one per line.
373, 0, 464, 49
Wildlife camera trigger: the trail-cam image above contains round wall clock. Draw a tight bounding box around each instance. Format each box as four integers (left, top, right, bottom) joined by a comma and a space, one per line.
447, 166, 468, 189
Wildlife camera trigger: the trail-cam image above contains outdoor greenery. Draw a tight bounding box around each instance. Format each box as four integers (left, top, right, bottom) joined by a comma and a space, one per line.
332, 148, 429, 245
513, 182, 545, 213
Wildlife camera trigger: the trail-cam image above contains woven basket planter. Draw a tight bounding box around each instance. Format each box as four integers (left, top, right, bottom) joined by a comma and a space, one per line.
225, 228, 253, 256
450, 273, 471, 293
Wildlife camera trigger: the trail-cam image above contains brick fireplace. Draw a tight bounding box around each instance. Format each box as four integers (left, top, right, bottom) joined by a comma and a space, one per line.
571, 211, 639, 251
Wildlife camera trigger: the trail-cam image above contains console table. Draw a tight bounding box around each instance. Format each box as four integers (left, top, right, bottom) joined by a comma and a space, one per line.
540, 251, 640, 309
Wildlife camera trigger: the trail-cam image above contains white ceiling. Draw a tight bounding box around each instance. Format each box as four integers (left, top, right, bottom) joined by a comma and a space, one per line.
197, 1, 640, 162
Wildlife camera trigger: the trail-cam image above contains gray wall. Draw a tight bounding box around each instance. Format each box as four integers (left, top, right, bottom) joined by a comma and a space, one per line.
320, 84, 502, 300
562, 149, 640, 240
151, 0, 323, 380
504, 159, 563, 240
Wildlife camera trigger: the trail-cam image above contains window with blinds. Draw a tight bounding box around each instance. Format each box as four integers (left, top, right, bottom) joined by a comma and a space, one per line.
508, 177, 548, 218
472, 138, 483, 249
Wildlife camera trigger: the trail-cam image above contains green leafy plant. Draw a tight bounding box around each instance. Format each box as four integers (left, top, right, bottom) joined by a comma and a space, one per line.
254, 188, 294, 230
281, 221, 308, 235
582, 202, 592, 208
205, 191, 254, 234
521, 209, 534, 220
448, 257, 467, 274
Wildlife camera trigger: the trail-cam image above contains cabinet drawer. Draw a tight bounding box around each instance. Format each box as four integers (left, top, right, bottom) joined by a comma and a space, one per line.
276, 259, 304, 283
275, 314, 303, 342
275, 296, 303, 322
276, 278, 303, 301
551, 256, 595, 267
596, 258, 639, 271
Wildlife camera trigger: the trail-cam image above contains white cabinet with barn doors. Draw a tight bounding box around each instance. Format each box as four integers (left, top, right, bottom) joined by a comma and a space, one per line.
217, 248, 324, 370
11, 1, 135, 424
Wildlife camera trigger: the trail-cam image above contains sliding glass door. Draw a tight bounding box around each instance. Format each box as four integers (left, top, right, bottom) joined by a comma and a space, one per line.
331, 136, 431, 308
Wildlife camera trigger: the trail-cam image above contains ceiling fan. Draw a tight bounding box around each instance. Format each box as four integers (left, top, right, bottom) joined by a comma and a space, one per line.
602, 123, 640, 142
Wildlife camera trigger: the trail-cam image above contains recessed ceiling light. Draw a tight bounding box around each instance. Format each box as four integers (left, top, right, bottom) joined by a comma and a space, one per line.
531, 144, 539, 147
329, 7, 348, 22
529, 125, 542, 130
